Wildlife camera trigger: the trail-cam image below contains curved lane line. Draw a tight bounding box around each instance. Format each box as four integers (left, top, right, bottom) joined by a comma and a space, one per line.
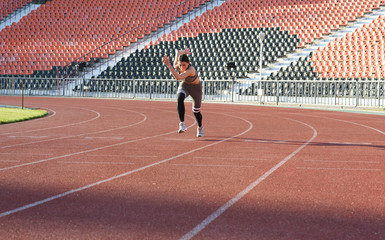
0, 108, 138, 149
324, 116, 385, 136
0, 107, 57, 136
1, 107, 100, 136
180, 118, 318, 240
0, 109, 147, 171
0, 113, 253, 218
0, 106, 196, 170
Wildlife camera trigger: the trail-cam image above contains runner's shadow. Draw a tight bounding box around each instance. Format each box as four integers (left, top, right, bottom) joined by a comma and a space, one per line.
198, 136, 385, 150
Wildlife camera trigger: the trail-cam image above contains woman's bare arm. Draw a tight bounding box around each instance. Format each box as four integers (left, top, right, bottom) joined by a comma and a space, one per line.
163, 55, 194, 81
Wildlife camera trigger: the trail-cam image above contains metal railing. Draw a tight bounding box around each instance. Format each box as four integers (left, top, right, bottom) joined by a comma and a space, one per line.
1, 78, 385, 107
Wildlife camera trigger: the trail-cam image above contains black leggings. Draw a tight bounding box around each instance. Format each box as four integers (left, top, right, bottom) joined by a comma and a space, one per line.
177, 93, 202, 127
177, 93, 185, 122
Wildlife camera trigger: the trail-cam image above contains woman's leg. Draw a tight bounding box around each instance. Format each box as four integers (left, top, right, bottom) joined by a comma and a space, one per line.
177, 92, 185, 122
193, 111, 202, 127
190, 85, 203, 136
191, 86, 203, 127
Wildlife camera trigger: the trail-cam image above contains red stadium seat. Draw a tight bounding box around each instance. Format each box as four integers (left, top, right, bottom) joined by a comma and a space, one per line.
0, 0, 204, 75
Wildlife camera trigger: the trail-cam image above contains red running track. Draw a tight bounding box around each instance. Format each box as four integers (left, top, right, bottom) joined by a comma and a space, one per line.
0, 96, 384, 239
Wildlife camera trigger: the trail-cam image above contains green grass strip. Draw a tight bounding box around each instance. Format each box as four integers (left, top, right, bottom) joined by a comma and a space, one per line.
0, 107, 48, 124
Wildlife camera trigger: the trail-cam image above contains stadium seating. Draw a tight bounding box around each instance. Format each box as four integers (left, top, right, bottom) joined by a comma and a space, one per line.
311, 15, 385, 79
149, 0, 384, 83
0, 0, 32, 22
87, 28, 299, 84
1, 0, 385, 89
162, 0, 382, 47
0, 0, 211, 77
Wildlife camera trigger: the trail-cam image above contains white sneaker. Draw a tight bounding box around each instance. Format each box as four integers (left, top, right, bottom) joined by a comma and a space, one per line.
197, 126, 204, 137
178, 122, 186, 133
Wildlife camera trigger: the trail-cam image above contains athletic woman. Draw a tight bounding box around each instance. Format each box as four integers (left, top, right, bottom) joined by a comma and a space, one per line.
162, 48, 203, 137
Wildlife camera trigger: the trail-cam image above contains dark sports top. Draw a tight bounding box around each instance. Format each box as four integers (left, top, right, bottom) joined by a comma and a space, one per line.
183, 65, 199, 85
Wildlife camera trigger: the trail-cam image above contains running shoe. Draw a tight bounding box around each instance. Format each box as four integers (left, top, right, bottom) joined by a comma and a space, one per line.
197, 126, 204, 137
178, 122, 186, 133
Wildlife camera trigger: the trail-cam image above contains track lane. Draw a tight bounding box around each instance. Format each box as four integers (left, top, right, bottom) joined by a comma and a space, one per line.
0, 96, 384, 239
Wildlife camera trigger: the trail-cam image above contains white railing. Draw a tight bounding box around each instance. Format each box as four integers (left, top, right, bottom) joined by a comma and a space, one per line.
1, 78, 385, 107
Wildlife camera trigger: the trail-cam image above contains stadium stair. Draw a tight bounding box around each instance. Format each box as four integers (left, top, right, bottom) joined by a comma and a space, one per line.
0, 0, 36, 29
82, 0, 225, 80
250, 5, 385, 80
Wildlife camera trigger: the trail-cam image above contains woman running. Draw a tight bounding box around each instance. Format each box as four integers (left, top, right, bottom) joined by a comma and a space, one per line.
162, 48, 203, 137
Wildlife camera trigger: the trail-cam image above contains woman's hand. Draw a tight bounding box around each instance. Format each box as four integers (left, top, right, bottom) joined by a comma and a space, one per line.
162, 55, 171, 67
177, 48, 191, 56
182, 48, 191, 55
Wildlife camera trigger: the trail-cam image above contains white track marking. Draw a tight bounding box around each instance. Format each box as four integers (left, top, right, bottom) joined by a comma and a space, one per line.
304, 160, 379, 164
85, 154, 158, 158
0, 106, 196, 170
180, 118, 317, 240
1, 107, 98, 136
0, 108, 144, 150
0, 129, 156, 172
57, 161, 135, 165
329, 118, 385, 136
193, 156, 267, 161
0, 153, 53, 156
0, 113, 199, 172
7, 135, 48, 139
171, 164, 255, 168
296, 167, 381, 171
0, 107, 57, 134
0, 114, 253, 219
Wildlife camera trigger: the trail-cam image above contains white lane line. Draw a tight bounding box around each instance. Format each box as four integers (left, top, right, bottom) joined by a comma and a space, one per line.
323, 116, 385, 136
0, 109, 145, 150
57, 161, 135, 165
0, 107, 193, 171
180, 118, 317, 240
7, 136, 49, 139
85, 154, 158, 158
0, 107, 57, 136
296, 167, 381, 171
0, 114, 253, 219
1, 107, 97, 136
0, 153, 54, 156
304, 160, 380, 164
172, 164, 255, 168
193, 156, 267, 161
